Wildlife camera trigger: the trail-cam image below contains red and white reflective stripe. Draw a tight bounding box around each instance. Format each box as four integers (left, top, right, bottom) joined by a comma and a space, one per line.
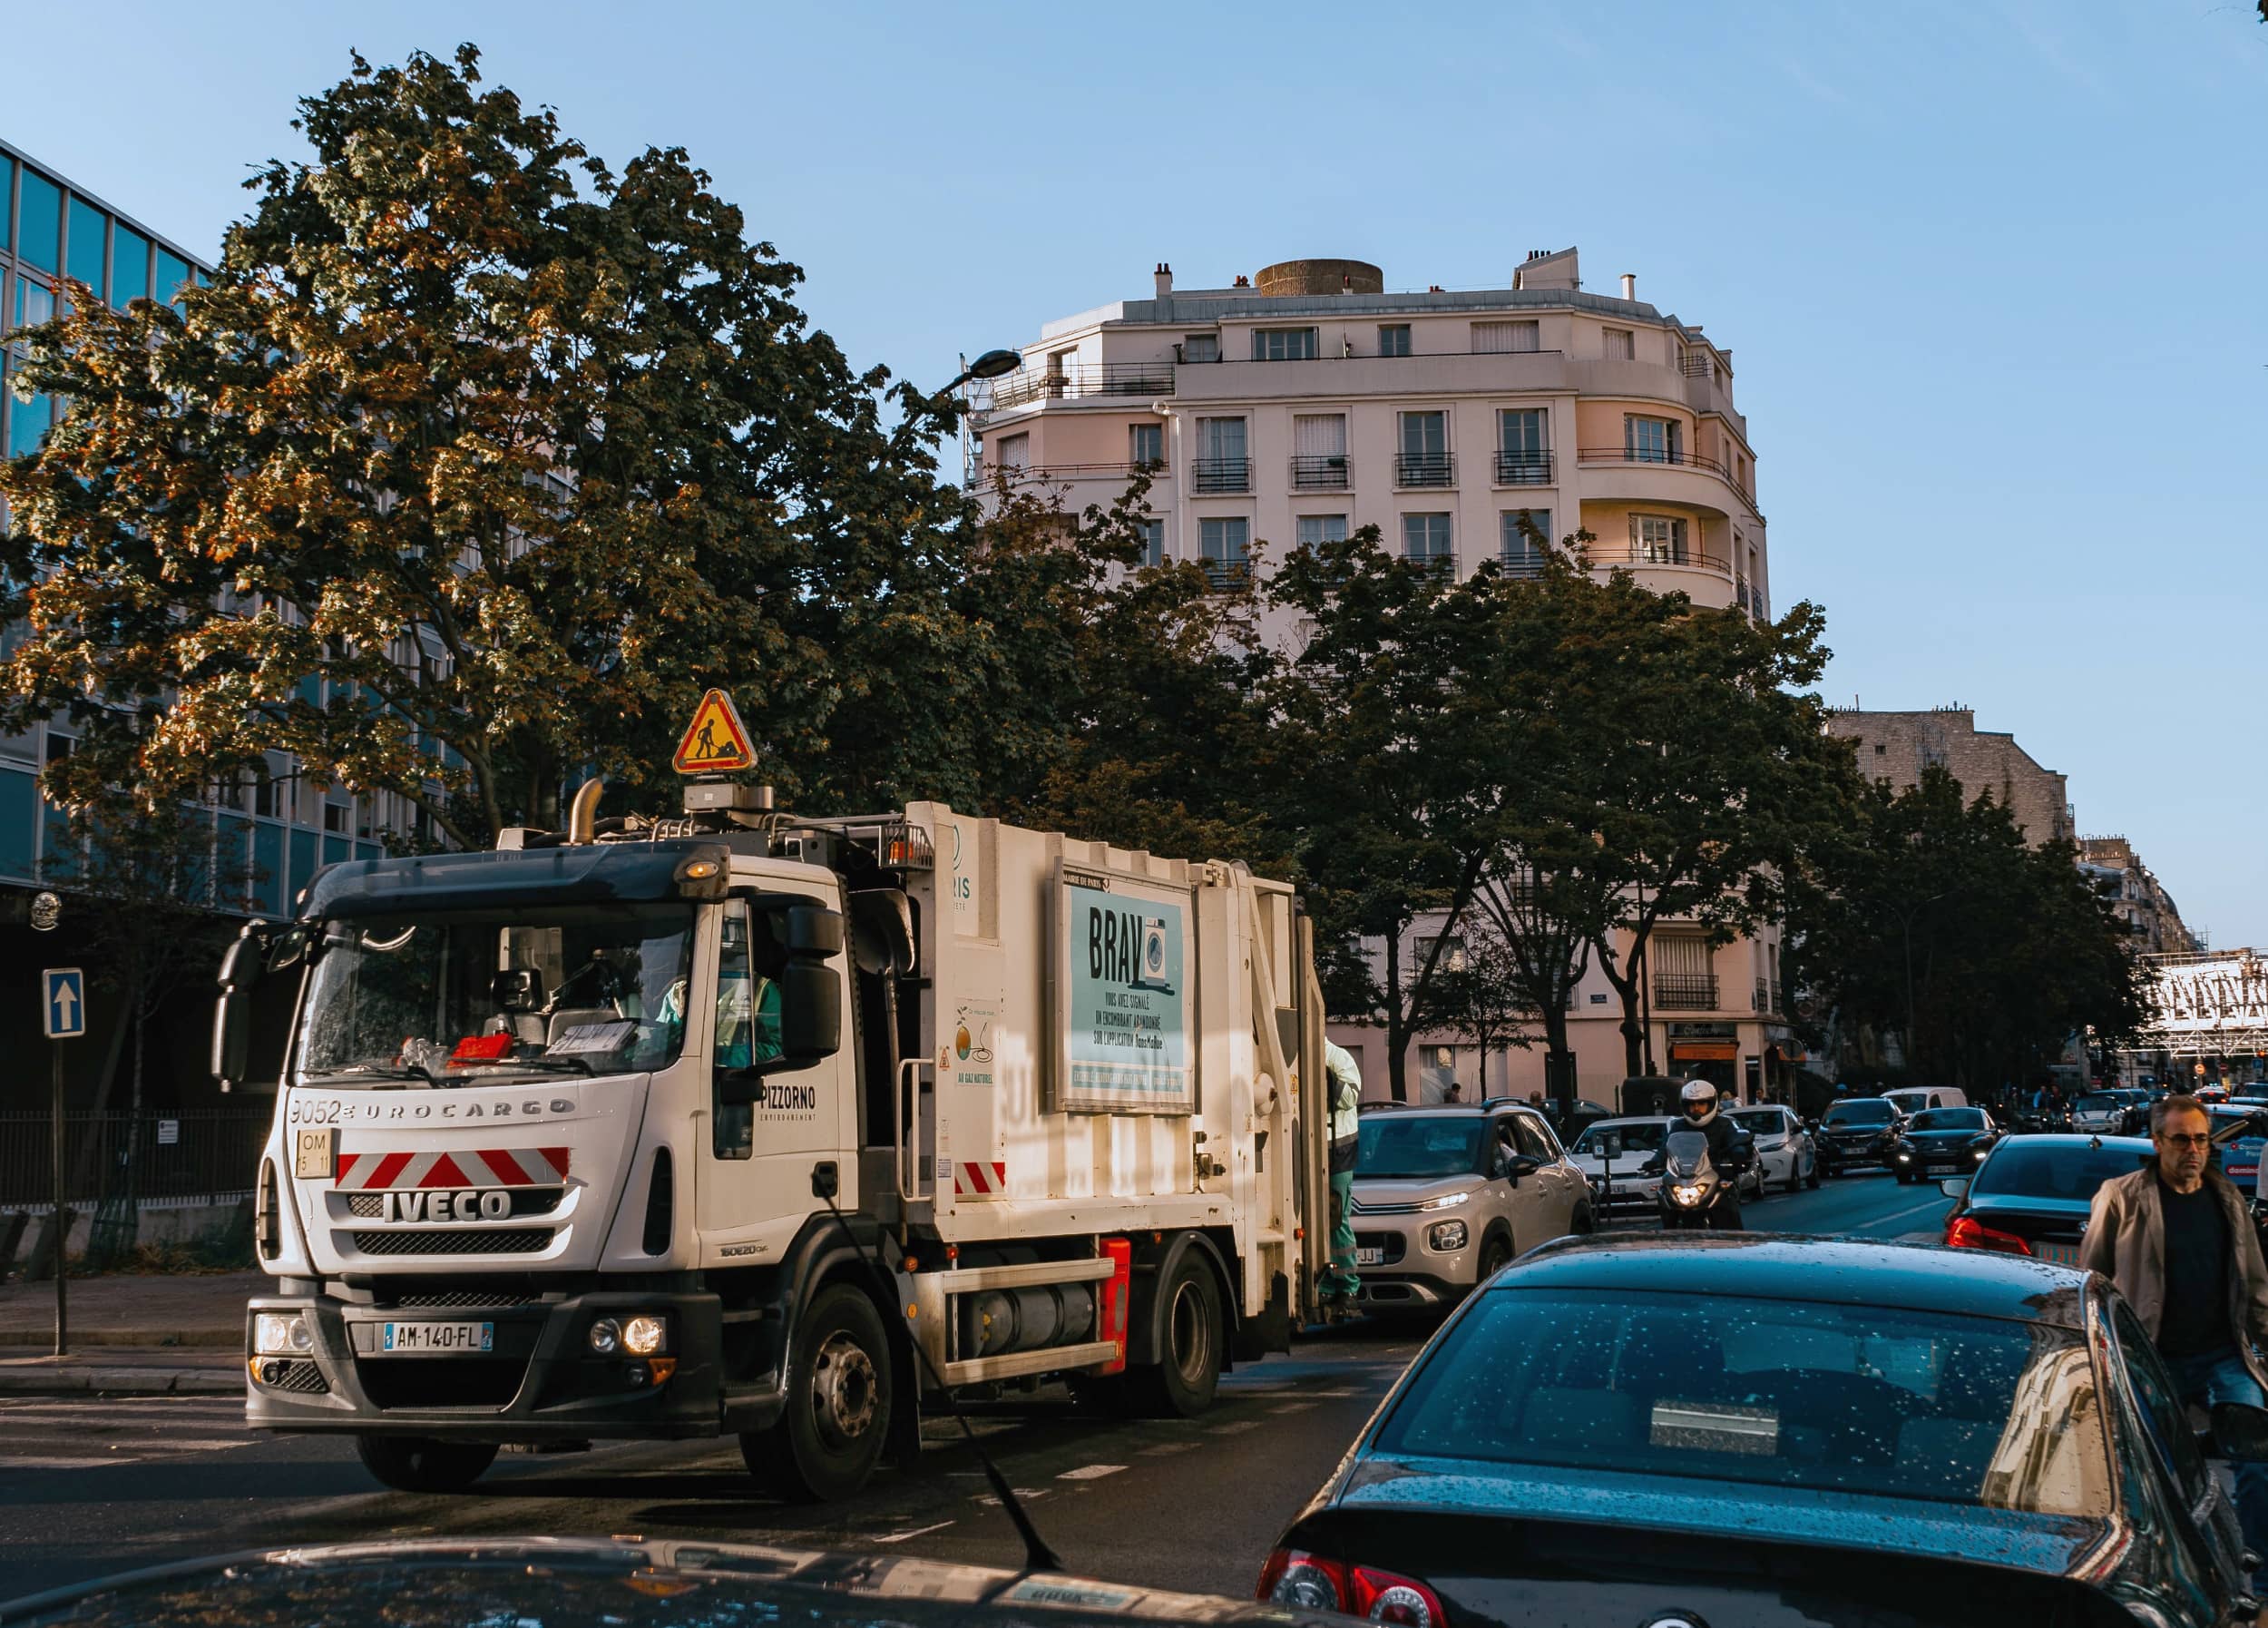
334, 1147, 570, 1190
953, 1161, 1008, 1196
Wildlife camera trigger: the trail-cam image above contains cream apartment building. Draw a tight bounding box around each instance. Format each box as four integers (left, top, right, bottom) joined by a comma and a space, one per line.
972, 247, 1770, 623
973, 249, 1790, 1106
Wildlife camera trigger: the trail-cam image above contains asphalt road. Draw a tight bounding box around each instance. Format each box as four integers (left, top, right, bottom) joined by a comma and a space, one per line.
0, 1171, 1947, 1608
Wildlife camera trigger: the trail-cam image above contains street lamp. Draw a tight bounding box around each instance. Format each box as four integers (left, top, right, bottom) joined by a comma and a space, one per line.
939, 348, 1023, 395
1891, 889, 1951, 1074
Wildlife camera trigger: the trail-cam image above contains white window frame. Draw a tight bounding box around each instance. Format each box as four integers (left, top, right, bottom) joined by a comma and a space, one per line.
1295, 515, 1349, 550
1631, 513, 1688, 564
1129, 422, 1164, 470
1253, 327, 1319, 361
1402, 512, 1453, 564
1602, 326, 1635, 361
1471, 319, 1540, 354
1378, 323, 1412, 357
996, 432, 1030, 471
1625, 415, 1679, 465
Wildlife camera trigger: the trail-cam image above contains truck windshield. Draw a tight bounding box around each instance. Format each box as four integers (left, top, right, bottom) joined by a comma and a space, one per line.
297, 902, 698, 1085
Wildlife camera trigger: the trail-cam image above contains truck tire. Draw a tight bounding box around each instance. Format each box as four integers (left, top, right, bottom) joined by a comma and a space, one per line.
355, 1434, 498, 1494
743, 1281, 892, 1503
1130, 1251, 1221, 1417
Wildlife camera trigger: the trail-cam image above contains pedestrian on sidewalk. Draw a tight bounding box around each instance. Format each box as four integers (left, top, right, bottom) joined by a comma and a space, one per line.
2081, 1093, 2268, 1603
1320, 1040, 1364, 1318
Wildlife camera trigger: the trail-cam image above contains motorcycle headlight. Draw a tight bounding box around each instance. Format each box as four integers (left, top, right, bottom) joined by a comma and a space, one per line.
1670, 1181, 1709, 1206
1427, 1220, 1468, 1252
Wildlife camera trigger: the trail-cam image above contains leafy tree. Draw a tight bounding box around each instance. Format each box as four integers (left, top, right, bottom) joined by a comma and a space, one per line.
0, 45, 1039, 845
1782, 766, 2152, 1094
1425, 923, 1538, 1099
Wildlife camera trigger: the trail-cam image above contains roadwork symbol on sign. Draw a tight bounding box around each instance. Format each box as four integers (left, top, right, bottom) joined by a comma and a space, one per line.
43, 967, 85, 1040
673, 689, 757, 775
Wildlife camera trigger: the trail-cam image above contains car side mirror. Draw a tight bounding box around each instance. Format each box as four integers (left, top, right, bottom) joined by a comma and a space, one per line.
1504, 1153, 1542, 1183
1939, 1177, 1970, 1200
2210, 1402, 2268, 1461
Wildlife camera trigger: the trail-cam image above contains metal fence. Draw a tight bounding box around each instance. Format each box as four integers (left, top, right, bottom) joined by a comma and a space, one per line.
0, 1111, 269, 1211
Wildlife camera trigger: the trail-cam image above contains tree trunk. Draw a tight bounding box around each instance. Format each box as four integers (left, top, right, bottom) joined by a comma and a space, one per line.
1383, 927, 1407, 1102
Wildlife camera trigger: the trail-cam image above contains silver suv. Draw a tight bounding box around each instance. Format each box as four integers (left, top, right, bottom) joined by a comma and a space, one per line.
1349, 1103, 1595, 1312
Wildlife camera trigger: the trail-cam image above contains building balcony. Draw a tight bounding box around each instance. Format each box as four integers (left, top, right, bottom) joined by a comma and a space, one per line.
1498, 549, 1549, 580
1202, 557, 1253, 593
986, 362, 1176, 411
992, 460, 1164, 487
1753, 979, 1769, 1014
1290, 455, 1351, 490
1652, 973, 1719, 1011
1493, 449, 1554, 486
1578, 446, 1762, 522
1407, 551, 1457, 581
1192, 457, 1251, 495
1395, 453, 1455, 488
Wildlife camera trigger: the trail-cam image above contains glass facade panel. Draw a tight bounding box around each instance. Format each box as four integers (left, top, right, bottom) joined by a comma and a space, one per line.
6, 387, 51, 459
0, 769, 35, 878
17, 168, 61, 272
0, 156, 12, 251
155, 249, 191, 307
111, 224, 151, 308
288, 829, 318, 906
41, 799, 77, 881
67, 196, 107, 298
14, 276, 55, 332
253, 823, 285, 916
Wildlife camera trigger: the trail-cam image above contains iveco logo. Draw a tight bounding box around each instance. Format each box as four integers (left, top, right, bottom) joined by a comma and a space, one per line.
382, 1189, 513, 1222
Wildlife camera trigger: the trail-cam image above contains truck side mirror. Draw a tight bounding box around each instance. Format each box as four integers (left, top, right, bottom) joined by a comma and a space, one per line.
212, 921, 305, 1094
849, 888, 916, 976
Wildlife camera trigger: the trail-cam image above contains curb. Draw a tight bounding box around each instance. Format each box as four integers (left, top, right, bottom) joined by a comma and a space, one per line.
0, 1364, 243, 1397
0, 1329, 240, 1348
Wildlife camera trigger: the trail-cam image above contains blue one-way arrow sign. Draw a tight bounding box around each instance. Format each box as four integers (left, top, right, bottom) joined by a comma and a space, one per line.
43, 967, 85, 1040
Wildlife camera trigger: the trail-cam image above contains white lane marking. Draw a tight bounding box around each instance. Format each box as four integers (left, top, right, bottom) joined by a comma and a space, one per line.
1268, 1402, 1316, 1415
975, 1487, 1051, 1505
1057, 1463, 1125, 1480
1139, 1442, 1196, 1456
1859, 1196, 1955, 1232
0, 1456, 147, 1469
875, 1521, 956, 1544
1217, 1419, 1261, 1435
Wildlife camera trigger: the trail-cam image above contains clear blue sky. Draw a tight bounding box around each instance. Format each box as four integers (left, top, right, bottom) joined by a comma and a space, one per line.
9, 1, 2265, 941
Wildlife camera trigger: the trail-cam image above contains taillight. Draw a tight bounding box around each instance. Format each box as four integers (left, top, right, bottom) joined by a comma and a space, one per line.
1945, 1214, 2032, 1255
1258, 1550, 1447, 1628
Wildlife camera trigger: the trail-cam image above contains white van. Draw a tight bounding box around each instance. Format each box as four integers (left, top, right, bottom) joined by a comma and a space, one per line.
1883, 1086, 1968, 1117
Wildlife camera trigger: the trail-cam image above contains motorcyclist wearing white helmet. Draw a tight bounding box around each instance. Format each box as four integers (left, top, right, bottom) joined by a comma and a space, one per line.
1678, 1079, 1755, 1231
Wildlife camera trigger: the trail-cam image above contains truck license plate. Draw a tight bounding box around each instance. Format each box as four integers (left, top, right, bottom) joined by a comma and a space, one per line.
1355, 1247, 1384, 1266
378, 1321, 494, 1355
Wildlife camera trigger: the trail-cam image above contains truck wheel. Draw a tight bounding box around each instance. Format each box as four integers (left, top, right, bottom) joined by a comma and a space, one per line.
1131, 1252, 1221, 1417
355, 1434, 498, 1494
743, 1282, 892, 1503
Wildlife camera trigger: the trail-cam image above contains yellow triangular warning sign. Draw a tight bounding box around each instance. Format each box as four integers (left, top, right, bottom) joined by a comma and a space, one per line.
673, 689, 756, 775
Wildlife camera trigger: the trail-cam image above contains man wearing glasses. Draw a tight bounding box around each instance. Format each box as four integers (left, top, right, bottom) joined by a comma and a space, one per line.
2084, 1093, 2268, 1595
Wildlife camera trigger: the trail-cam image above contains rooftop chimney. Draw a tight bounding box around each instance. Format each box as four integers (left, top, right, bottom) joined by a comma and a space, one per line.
1233, 274, 1250, 288
1154, 262, 1172, 299
1620, 273, 1636, 300
1513, 247, 1580, 292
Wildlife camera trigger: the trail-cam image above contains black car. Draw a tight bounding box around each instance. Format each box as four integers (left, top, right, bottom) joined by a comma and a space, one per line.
1814, 1095, 1903, 1173
1938, 1133, 2153, 1263
1262, 1234, 2255, 1628
1886, 1106, 2003, 1184
1, 1537, 1347, 1628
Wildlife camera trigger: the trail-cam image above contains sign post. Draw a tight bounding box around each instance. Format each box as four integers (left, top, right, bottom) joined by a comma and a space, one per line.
43, 966, 85, 1358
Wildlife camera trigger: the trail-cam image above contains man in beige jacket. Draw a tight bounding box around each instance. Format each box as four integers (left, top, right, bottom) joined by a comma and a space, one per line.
2082, 1093, 2268, 1595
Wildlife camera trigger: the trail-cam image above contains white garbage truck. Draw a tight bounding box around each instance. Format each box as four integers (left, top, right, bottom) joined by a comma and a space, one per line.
216, 782, 1330, 1499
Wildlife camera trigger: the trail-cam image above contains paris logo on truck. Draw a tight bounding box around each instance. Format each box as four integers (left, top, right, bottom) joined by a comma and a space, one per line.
673, 688, 756, 775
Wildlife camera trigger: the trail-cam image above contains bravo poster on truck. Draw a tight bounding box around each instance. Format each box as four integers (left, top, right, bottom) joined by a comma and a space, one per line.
1051, 864, 1195, 1115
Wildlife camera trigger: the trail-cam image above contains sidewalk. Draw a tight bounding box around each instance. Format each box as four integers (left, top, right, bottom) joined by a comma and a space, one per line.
0, 1270, 259, 1394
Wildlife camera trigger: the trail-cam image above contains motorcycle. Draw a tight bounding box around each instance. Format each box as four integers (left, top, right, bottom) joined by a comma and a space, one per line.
1652, 1126, 1754, 1231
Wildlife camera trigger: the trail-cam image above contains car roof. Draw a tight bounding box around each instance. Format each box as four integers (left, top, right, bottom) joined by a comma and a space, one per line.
1501, 1234, 2096, 1329
1579, 1115, 1674, 1129
1992, 1133, 2152, 1150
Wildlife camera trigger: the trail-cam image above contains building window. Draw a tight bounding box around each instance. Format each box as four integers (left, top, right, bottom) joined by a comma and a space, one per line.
1471, 319, 1540, 354
1631, 513, 1688, 564
1602, 326, 1635, 361
1253, 327, 1318, 361
1414, 934, 1468, 974
1295, 515, 1348, 550
17, 168, 62, 275
1501, 510, 1551, 576
66, 196, 106, 301
1129, 423, 1164, 471
1378, 324, 1411, 357
996, 432, 1030, 472
1397, 410, 1452, 486
14, 276, 54, 335
1873, 742, 1887, 757
156, 249, 192, 308
5, 383, 51, 460
1194, 417, 1248, 492
1136, 518, 1166, 568
323, 801, 349, 834
1292, 413, 1348, 489
1626, 415, 1680, 464
1182, 333, 1219, 364
1199, 517, 1249, 588
1496, 407, 1549, 484
1403, 513, 1453, 574
110, 225, 152, 309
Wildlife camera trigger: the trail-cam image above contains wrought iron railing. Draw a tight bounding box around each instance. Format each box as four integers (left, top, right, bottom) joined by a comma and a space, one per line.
986, 362, 1178, 410
1651, 974, 1719, 1011
1493, 449, 1553, 485
1395, 453, 1455, 488
1191, 457, 1251, 495
0, 1111, 269, 1209
1202, 558, 1253, 592
1408, 552, 1458, 581
1290, 455, 1351, 490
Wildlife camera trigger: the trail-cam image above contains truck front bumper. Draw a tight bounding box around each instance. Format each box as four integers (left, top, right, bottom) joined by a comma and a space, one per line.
245, 1289, 750, 1444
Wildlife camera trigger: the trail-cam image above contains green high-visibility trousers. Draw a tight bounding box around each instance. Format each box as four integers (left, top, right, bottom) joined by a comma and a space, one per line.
1324, 1169, 1362, 1299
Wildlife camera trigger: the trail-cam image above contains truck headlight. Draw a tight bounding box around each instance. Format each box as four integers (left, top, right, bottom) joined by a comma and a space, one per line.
254, 1312, 310, 1355
587, 1318, 621, 1355
1427, 1221, 1467, 1252
621, 1314, 669, 1356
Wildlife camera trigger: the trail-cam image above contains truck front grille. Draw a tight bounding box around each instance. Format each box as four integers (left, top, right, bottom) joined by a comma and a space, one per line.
383, 1287, 543, 1309
346, 1190, 562, 1221
349, 1229, 552, 1257
255, 1358, 330, 1395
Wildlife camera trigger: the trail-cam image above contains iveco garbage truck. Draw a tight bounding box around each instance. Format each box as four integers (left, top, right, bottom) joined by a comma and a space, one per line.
217, 776, 1330, 1499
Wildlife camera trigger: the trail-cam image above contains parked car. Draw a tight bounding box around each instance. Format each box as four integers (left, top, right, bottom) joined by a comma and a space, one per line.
1348, 1103, 1594, 1312
1261, 1234, 2260, 1628
1815, 1096, 1905, 1174
1726, 1103, 1820, 1193
1886, 1106, 2003, 1184
1881, 1085, 1969, 1117
1565, 1116, 1674, 1213
1938, 1133, 2153, 1263
2072, 1090, 2133, 1136
2211, 1104, 2268, 1198
1541, 1095, 1616, 1145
